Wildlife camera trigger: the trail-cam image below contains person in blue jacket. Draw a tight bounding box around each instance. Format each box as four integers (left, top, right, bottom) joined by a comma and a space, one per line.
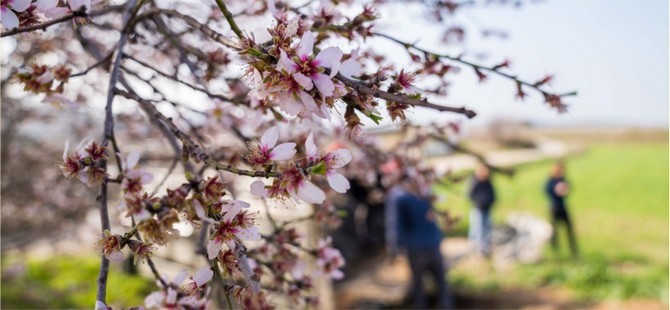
468, 163, 496, 257
397, 180, 453, 309
545, 161, 578, 258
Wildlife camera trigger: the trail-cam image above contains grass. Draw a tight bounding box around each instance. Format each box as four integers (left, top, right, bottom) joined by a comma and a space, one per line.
435, 142, 669, 302
1, 255, 155, 309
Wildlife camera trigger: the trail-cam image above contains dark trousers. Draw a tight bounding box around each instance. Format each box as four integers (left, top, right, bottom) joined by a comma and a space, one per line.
550, 207, 578, 258
407, 246, 453, 309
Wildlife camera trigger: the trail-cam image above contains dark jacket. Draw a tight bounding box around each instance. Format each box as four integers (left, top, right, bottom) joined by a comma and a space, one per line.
469, 177, 496, 211
545, 177, 567, 211
397, 193, 443, 250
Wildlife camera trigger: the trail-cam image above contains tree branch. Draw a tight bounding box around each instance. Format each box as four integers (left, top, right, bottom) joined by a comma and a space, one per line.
95, 0, 139, 305
335, 73, 477, 118
214, 0, 244, 40
1, 6, 123, 37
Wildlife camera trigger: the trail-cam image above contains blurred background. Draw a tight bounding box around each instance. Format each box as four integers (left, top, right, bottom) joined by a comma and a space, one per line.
1, 0, 668, 309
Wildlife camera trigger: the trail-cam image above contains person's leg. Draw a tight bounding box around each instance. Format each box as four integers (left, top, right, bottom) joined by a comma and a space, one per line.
469, 208, 482, 253
481, 208, 492, 256
550, 209, 560, 252
428, 246, 454, 309
563, 210, 579, 258
408, 249, 427, 309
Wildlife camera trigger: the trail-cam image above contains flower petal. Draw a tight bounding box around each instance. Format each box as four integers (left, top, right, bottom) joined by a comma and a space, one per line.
125, 151, 141, 170
327, 172, 350, 193
305, 132, 317, 159
207, 239, 221, 260
250, 180, 269, 197
260, 126, 279, 149
107, 250, 125, 262
193, 267, 214, 286
36, 0, 59, 11
277, 50, 296, 74
298, 90, 318, 112
316, 47, 343, 77
312, 73, 334, 97
329, 148, 352, 168
11, 0, 31, 12
297, 180, 325, 204
1, 9, 19, 30
44, 7, 71, 18
238, 226, 261, 241
298, 31, 315, 58
36, 71, 55, 84
339, 58, 362, 79
95, 300, 110, 310
279, 93, 304, 115
222, 201, 242, 223
293, 72, 313, 91
62, 140, 70, 160
270, 142, 297, 160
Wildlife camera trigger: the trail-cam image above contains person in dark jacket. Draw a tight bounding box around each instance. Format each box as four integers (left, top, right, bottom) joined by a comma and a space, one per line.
468, 163, 496, 257
397, 183, 453, 309
545, 161, 578, 258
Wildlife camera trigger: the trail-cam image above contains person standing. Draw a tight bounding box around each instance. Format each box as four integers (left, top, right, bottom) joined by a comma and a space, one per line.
396, 181, 453, 309
545, 161, 578, 258
468, 163, 496, 257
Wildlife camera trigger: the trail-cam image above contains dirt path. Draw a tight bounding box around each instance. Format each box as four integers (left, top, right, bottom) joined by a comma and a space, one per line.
334, 237, 667, 309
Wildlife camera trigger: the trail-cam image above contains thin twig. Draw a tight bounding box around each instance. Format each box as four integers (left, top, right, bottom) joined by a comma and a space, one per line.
214, 0, 244, 40
335, 72, 477, 118
1, 6, 123, 37
115, 89, 281, 179
373, 32, 578, 99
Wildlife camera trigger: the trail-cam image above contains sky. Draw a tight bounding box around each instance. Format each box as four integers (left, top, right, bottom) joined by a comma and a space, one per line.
371, 0, 669, 128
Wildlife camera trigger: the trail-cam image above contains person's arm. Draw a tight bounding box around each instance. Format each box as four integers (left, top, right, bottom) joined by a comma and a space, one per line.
555, 181, 569, 197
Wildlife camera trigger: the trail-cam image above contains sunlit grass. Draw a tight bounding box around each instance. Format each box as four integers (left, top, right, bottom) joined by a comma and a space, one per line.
1, 255, 154, 309
435, 142, 669, 301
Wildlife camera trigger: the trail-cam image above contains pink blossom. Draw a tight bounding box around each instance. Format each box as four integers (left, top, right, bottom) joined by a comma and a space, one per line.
181, 267, 214, 296
207, 200, 261, 259
278, 31, 343, 97
317, 237, 345, 280
97, 230, 124, 262
282, 166, 326, 204
247, 126, 297, 166
1, 0, 31, 29
120, 151, 153, 195
323, 148, 352, 193
306, 133, 352, 193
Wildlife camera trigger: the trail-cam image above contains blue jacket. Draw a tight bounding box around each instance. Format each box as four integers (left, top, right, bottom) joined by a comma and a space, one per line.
545, 177, 567, 210
397, 193, 443, 250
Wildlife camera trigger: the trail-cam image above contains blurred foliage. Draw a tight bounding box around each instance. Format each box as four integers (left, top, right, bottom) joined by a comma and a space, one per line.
1, 255, 154, 309
435, 142, 669, 302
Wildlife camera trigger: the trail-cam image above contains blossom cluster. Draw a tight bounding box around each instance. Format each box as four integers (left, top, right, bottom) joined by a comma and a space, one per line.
1, 0, 101, 29
249, 126, 352, 204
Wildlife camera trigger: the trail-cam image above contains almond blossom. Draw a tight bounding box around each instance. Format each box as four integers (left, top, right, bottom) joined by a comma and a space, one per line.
207, 200, 261, 259
247, 126, 297, 166
316, 237, 345, 280
305, 133, 352, 193
120, 151, 153, 195
181, 267, 214, 296
97, 230, 124, 262
277, 31, 342, 97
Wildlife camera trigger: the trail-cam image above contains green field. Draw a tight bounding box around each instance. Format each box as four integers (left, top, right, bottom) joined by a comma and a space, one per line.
1, 255, 154, 309
435, 142, 669, 301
